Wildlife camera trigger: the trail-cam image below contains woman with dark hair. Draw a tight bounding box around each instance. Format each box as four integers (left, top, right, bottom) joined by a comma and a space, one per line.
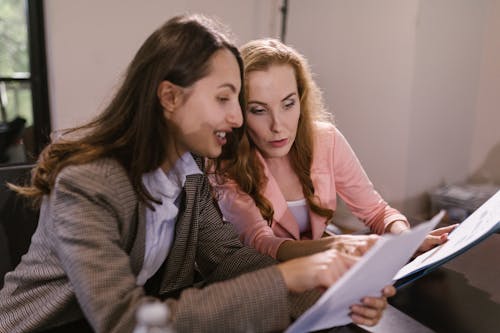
0, 15, 393, 333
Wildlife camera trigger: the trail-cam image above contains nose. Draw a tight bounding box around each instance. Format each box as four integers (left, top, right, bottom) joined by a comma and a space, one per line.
270, 113, 282, 133
227, 104, 243, 128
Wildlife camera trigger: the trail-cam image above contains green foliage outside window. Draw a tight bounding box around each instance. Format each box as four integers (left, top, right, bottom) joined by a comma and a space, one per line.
0, 0, 32, 126
0, 0, 29, 76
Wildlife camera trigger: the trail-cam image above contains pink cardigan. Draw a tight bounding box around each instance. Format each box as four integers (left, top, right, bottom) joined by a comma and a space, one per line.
211, 122, 408, 258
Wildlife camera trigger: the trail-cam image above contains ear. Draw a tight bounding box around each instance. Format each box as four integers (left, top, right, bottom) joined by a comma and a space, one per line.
157, 81, 183, 116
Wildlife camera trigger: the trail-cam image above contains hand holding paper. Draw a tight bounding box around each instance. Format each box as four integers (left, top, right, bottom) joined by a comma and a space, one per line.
285, 211, 444, 333
395, 189, 500, 284
349, 284, 396, 326
277, 249, 358, 293
284, 189, 500, 333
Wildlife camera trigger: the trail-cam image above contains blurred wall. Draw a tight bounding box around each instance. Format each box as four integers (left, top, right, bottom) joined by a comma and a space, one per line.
287, 0, 500, 217
44, 0, 500, 217
44, 0, 281, 129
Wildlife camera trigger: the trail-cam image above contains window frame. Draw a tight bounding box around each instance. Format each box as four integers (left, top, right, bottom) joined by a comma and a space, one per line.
27, 0, 51, 158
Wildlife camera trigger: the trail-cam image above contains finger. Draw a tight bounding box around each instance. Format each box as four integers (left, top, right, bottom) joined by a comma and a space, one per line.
352, 243, 370, 256
355, 243, 373, 256
313, 248, 338, 263
317, 258, 351, 287
338, 238, 377, 256
430, 224, 456, 236
336, 251, 360, 267
361, 296, 388, 310
351, 313, 380, 327
429, 227, 454, 236
366, 234, 380, 246
350, 304, 382, 326
439, 233, 449, 242
382, 285, 396, 298
337, 242, 368, 256
428, 234, 444, 244
420, 235, 444, 251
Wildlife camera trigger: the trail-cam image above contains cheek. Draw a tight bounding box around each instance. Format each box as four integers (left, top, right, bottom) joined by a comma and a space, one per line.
246, 118, 266, 142
287, 111, 301, 133
246, 127, 261, 146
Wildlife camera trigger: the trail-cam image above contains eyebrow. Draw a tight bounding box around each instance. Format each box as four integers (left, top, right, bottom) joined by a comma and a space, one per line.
247, 92, 297, 106
218, 83, 238, 93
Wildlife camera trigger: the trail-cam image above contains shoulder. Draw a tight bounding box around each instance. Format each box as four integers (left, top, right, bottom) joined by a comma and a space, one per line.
312, 121, 338, 149
313, 121, 352, 146
313, 120, 335, 132
312, 121, 337, 139
310, 121, 352, 172
55, 158, 134, 200
57, 158, 127, 182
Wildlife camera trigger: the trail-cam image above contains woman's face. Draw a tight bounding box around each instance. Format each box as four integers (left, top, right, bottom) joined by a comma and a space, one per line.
245, 64, 300, 159
164, 49, 243, 162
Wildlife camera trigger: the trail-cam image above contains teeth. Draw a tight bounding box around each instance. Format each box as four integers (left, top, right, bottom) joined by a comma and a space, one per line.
216, 132, 226, 139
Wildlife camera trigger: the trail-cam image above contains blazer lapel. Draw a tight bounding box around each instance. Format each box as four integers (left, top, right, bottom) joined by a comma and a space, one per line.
309, 210, 327, 239
257, 152, 301, 239
129, 202, 146, 276
158, 175, 199, 295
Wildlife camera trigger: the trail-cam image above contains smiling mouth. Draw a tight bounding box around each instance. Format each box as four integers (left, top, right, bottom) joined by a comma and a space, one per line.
215, 131, 227, 145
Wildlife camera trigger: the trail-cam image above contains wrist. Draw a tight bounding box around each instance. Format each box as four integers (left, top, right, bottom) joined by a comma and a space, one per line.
387, 220, 410, 234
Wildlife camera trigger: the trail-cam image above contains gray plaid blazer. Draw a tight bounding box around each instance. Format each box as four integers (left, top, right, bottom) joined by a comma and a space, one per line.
0, 157, 317, 333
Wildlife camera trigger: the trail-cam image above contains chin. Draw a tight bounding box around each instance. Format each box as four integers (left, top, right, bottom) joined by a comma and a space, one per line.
205, 149, 222, 159
267, 149, 288, 158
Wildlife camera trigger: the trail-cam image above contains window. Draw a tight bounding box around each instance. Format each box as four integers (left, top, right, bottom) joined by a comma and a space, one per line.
0, 0, 50, 166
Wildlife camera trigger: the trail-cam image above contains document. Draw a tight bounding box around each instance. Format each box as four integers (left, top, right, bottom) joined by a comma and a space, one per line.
285, 211, 443, 333
394, 189, 500, 285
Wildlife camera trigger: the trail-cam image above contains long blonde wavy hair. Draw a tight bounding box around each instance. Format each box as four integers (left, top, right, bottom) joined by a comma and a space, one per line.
213, 38, 334, 225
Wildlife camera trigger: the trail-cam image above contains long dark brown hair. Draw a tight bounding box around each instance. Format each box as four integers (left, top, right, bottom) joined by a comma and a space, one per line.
213, 38, 334, 225
14, 14, 244, 207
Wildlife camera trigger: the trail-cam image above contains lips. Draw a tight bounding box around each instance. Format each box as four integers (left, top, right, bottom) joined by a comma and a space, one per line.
269, 138, 288, 148
215, 131, 228, 145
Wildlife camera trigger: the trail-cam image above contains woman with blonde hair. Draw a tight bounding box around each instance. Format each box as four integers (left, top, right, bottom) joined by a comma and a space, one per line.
211, 38, 454, 262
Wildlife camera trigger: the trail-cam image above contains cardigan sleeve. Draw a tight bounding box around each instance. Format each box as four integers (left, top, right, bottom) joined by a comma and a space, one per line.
331, 128, 409, 234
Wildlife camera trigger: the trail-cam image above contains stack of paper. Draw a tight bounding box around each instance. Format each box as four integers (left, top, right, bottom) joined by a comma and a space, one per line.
285, 212, 443, 333
287, 189, 500, 333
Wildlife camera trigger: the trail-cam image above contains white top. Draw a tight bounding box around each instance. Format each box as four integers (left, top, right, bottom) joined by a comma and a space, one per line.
287, 198, 310, 233
137, 153, 202, 286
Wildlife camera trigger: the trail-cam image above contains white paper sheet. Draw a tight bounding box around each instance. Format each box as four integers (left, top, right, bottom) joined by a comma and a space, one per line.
285, 212, 443, 333
394, 190, 500, 280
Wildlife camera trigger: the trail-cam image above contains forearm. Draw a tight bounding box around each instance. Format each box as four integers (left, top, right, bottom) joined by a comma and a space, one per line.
170, 266, 290, 332
202, 243, 277, 284
276, 238, 333, 261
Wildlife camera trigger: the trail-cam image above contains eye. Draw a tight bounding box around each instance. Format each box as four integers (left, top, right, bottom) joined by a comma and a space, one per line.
217, 96, 230, 103
248, 106, 266, 114
283, 99, 296, 110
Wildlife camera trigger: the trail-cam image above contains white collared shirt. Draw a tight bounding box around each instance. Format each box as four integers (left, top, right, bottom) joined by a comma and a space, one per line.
137, 153, 202, 286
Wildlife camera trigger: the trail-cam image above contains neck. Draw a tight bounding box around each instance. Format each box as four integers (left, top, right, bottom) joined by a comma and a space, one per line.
162, 135, 186, 174
264, 154, 292, 173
